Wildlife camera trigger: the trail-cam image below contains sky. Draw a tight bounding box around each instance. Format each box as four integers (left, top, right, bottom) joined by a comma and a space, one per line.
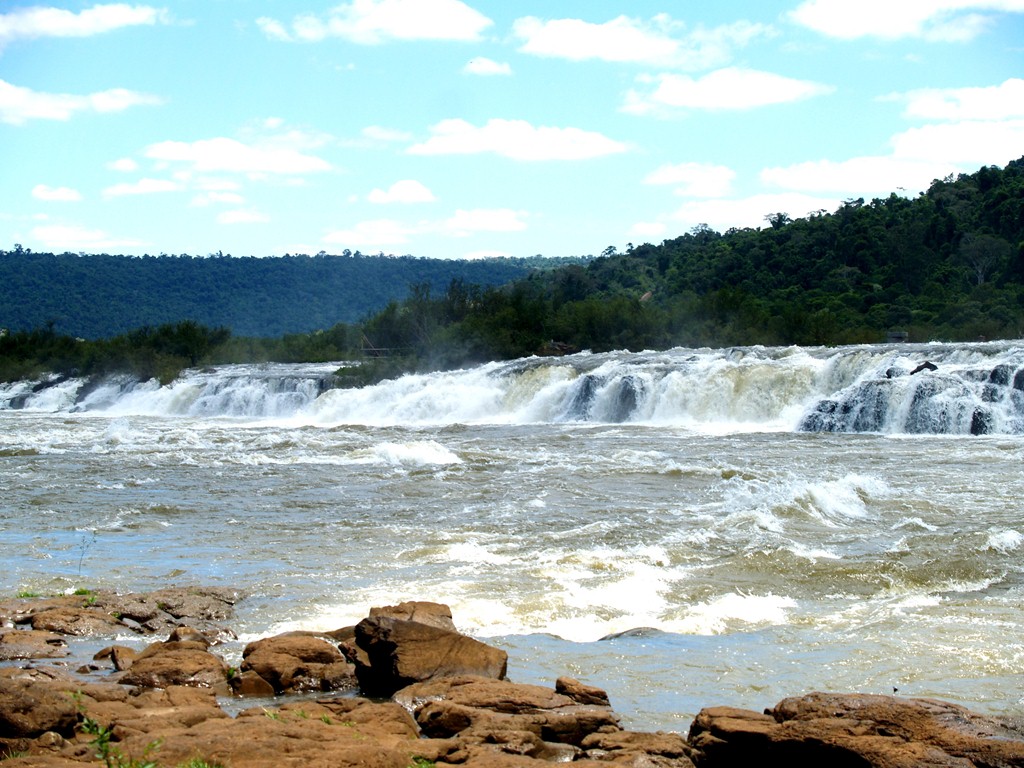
2, 1, 1023, 260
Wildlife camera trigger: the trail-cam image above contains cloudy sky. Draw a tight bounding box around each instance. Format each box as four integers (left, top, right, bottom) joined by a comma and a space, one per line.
2, 1, 1023, 259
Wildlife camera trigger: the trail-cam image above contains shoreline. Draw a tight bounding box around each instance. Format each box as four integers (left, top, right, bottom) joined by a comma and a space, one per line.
3, 589, 1023, 767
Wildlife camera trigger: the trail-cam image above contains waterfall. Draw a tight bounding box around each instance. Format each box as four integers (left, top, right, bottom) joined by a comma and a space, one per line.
4, 342, 1024, 434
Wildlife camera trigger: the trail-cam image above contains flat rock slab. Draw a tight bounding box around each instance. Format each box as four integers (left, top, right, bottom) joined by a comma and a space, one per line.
689, 691, 1024, 768
0, 630, 68, 660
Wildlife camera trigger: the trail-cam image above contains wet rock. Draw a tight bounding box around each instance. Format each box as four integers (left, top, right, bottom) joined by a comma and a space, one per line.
240, 634, 356, 694
228, 670, 275, 697
0, 587, 242, 641
354, 616, 508, 697
117, 631, 229, 691
368, 600, 457, 631
556, 676, 611, 707
0, 630, 69, 660
688, 692, 1024, 767
582, 730, 697, 766
93, 645, 138, 671
29, 608, 122, 637
395, 675, 621, 747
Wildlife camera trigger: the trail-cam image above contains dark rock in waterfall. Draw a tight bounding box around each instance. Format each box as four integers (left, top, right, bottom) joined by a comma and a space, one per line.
909, 360, 937, 375
971, 407, 993, 435
1014, 368, 1024, 391
989, 363, 1014, 386
565, 374, 601, 420
607, 374, 644, 422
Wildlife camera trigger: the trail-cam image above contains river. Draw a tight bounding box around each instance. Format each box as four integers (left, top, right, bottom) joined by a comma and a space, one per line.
2, 341, 1022, 730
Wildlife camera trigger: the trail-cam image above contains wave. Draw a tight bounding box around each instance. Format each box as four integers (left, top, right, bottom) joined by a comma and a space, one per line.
4, 341, 1024, 435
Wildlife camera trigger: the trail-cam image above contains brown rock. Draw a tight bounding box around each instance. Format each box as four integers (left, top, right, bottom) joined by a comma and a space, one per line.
118, 648, 228, 690
582, 730, 697, 766
228, 670, 275, 697
110, 646, 138, 671
689, 692, 1024, 768
354, 616, 508, 696
0, 677, 78, 741
29, 608, 122, 637
240, 634, 356, 694
368, 600, 458, 631
0, 630, 68, 660
110, 698, 420, 768
396, 675, 621, 747
166, 626, 212, 646
556, 676, 611, 707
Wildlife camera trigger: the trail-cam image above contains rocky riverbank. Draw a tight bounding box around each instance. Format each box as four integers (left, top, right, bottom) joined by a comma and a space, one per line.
2, 588, 1023, 767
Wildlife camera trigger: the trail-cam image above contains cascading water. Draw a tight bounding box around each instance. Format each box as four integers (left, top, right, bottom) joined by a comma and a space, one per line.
3, 340, 1024, 730
3, 341, 1024, 434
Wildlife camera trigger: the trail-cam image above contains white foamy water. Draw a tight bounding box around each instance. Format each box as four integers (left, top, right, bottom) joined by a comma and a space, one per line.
2, 342, 1024, 729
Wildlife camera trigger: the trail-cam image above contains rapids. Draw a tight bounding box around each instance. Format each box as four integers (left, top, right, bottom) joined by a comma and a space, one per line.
2, 341, 1023, 730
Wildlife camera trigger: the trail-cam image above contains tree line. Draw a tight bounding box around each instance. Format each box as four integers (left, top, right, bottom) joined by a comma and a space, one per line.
0, 250, 546, 339
2, 157, 1022, 386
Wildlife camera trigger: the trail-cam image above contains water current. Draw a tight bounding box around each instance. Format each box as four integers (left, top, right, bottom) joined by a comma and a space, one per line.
2, 342, 1023, 730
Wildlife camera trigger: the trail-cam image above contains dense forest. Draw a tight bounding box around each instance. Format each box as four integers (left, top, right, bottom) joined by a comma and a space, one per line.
355, 157, 1024, 370
2, 157, 1023, 385
0, 250, 549, 338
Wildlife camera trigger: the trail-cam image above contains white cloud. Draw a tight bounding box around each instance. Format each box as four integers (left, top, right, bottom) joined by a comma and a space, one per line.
890, 119, 1024, 165
321, 207, 529, 247
217, 209, 269, 224
323, 219, 411, 246
362, 125, 412, 142
108, 157, 139, 172
30, 223, 144, 251
630, 221, 668, 239
442, 208, 528, 237
191, 191, 245, 207
0, 78, 162, 124
102, 178, 181, 197
896, 78, 1024, 121
643, 162, 736, 197
513, 15, 769, 71
623, 67, 834, 114
671, 192, 843, 233
368, 179, 436, 204
144, 137, 332, 175
463, 57, 512, 76
0, 4, 167, 49
32, 184, 82, 202
409, 118, 629, 161
789, 0, 1024, 41
258, 0, 492, 44
761, 157, 956, 195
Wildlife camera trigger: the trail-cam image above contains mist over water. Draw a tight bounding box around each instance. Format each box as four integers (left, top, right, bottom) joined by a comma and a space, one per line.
2, 342, 1023, 729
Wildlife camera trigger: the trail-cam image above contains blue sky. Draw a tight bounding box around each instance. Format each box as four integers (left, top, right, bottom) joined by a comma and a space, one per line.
2, 1, 1023, 259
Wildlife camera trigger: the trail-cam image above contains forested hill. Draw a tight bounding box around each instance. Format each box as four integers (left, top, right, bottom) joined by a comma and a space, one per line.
522, 157, 1024, 349
0, 251, 541, 338
355, 158, 1024, 369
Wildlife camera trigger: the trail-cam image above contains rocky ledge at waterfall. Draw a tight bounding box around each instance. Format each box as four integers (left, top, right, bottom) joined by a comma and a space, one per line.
2, 591, 1023, 767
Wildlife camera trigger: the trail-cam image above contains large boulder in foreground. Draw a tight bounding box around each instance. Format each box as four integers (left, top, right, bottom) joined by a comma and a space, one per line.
352, 616, 508, 696
688, 691, 1024, 767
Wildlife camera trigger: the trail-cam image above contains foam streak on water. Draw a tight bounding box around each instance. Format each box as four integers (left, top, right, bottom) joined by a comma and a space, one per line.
2, 344, 1023, 729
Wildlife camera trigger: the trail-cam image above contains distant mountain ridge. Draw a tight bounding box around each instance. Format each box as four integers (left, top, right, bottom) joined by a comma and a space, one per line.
0, 251, 544, 338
